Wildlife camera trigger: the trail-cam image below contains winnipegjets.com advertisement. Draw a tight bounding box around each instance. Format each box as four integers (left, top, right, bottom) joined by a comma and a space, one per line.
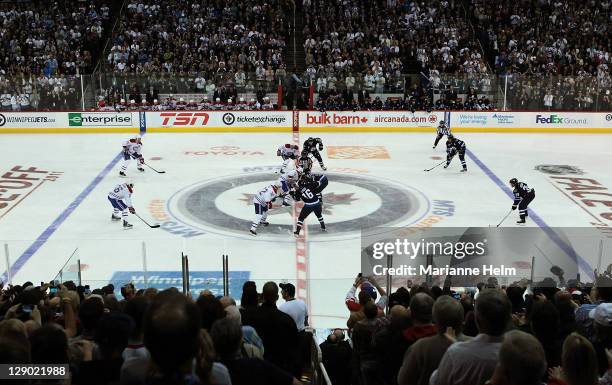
361, 227, 611, 287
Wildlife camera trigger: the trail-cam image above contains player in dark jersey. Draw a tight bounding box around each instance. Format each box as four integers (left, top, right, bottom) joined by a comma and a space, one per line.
444, 135, 467, 172
302, 137, 326, 170
297, 154, 314, 174
306, 173, 328, 202
510, 178, 535, 224
433, 121, 451, 149
292, 177, 326, 236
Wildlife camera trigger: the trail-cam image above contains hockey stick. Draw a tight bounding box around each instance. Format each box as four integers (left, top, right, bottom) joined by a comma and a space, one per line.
492, 209, 513, 228
133, 212, 160, 228
424, 160, 446, 172
492, 198, 523, 227
143, 162, 166, 174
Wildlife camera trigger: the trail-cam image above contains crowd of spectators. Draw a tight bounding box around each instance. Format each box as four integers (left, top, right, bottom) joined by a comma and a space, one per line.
468, 0, 612, 111
314, 268, 612, 385
106, 0, 290, 90
313, 82, 495, 111
0, 279, 309, 385
302, 0, 488, 94
2, 264, 612, 385
0, 0, 112, 110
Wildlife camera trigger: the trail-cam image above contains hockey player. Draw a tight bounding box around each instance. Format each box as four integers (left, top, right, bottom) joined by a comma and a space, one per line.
108, 182, 136, 229
278, 168, 301, 206
305, 172, 328, 202
444, 135, 467, 172
292, 177, 326, 237
276, 143, 300, 173
250, 184, 279, 236
297, 154, 314, 174
120, 136, 145, 177
433, 120, 451, 149
302, 137, 327, 170
510, 178, 536, 224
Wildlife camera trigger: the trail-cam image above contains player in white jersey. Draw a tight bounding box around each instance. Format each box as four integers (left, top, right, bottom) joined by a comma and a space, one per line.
277, 168, 301, 206
120, 136, 144, 177
276, 144, 299, 173
249, 184, 279, 236
108, 182, 136, 229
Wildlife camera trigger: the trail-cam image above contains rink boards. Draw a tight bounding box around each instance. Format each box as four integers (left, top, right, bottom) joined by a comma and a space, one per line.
1, 110, 612, 133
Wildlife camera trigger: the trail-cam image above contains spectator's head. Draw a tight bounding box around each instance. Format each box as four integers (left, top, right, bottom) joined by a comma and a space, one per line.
123, 296, 149, 341
78, 296, 105, 333
219, 296, 236, 308
561, 333, 599, 385
360, 282, 377, 301
29, 324, 69, 364
530, 300, 559, 342
363, 302, 378, 320
95, 313, 134, 359
210, 317, 243, 361
241, 281, 258, 308
196, 294, 225, 330
595, 276, 612, 302
431, 285, 443, 299
358, 290, 372, 306
475, 289, 511, 336
433, 295, 464, 332
224, 305, 242, 324
505, 285, 525, 313
143, 290, 201, 376
389, 286, 410, 308
490, 330, 547, 385
262, 281, 279, 305
0, 337, 30, 366
279, 283, 296, 300
591, 303, 612, 343
409, 293, 434, 324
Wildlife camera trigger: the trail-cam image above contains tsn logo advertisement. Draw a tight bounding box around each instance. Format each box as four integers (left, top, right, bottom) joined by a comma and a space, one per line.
147, 111, 292, 130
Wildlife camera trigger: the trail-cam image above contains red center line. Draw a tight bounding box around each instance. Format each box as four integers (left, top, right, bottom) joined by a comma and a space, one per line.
292, 112, 312, 325
0, 180, 46, 221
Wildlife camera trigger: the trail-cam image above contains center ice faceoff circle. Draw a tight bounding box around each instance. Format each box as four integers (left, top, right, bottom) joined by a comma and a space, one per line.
217, 181, 382, 225
167, 172, 430, 240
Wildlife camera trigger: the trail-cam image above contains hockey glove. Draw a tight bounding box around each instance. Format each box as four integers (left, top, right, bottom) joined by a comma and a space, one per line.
318, 144, 324, 151
138, 156, 145, 164
267, 202, 273, 209
129, 207, 136, 214
511, 205, 517, 210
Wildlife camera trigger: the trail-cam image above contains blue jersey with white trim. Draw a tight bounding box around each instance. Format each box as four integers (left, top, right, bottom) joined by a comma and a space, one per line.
294, 185, 320, 206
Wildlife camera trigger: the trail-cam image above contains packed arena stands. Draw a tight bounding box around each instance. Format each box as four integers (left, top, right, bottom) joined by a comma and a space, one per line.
1, 0, 609, 112
0, 0, 116, 110
1, 268, 611, 385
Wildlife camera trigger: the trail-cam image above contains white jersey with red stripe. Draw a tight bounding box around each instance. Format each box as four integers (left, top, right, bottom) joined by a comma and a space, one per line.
277, 144, 299, 159
108, 183, 133, 206
252, 185, 278, 206
122, 139, 142, 157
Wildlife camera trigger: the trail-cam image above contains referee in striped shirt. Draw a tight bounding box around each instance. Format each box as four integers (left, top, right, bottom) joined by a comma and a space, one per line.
433, 120, 451, 149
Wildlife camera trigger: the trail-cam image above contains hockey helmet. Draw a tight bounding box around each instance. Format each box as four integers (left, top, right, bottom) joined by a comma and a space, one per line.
509, 178, 518, 187
439, 120, 445, 125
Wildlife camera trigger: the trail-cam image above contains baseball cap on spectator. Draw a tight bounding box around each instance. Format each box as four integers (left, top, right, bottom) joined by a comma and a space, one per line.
361, 282, 377, 300
589, 303, 612, 326
279, 283, 295, 297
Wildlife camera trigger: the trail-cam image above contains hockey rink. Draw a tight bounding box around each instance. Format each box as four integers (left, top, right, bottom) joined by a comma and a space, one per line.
1, 131, 611, 327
